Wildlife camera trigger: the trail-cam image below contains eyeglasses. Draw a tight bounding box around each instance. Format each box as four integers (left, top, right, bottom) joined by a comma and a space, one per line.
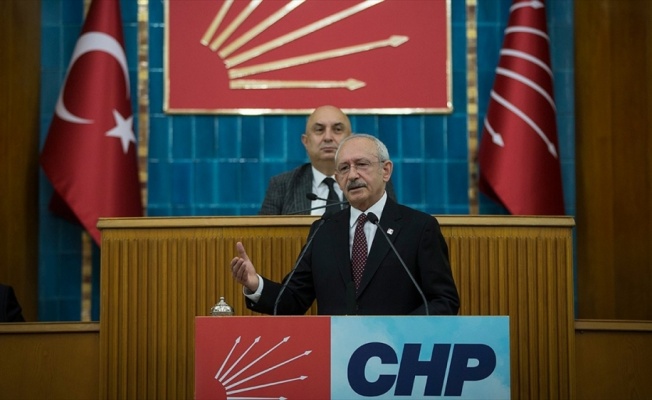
335, 159, 383, 175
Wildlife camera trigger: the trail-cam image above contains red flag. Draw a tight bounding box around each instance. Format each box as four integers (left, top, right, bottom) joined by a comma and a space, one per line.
40, 0, 143, 245
478, 0, 564, 215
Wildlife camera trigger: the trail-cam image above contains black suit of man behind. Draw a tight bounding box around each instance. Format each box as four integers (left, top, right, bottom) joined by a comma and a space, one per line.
0, 284, 26, 322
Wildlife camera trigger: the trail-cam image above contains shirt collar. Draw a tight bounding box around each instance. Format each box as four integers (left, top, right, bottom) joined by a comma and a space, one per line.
311, 166, 333, 186
349, 192, 388, 228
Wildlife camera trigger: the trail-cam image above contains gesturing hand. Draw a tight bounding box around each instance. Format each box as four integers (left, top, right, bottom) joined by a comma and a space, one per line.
230, 241, 260, 292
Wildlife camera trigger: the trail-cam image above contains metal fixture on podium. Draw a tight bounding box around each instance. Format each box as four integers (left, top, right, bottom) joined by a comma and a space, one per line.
210, 296, 234, 316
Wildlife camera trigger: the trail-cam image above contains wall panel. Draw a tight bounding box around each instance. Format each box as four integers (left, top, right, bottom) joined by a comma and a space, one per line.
0, 0, 40, 321
576, 0, 652, 320
575, 320, 652, 399
0, 323, 99, 399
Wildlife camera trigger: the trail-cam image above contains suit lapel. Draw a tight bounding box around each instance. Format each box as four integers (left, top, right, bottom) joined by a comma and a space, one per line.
331, 209, 354, 286
286, 164, 313, 213
357, 199, 403, 296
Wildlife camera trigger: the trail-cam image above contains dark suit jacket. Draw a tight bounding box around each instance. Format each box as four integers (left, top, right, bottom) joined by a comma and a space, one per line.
259, 163, 396, 215
0, 284, 25, 322
248, 198, 460, 315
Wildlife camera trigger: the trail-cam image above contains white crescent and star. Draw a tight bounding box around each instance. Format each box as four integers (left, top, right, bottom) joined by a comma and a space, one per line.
55, 31, 135, 154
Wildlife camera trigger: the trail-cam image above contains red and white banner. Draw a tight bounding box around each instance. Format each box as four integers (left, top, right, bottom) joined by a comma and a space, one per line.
478, 0, 565, 215
195, 316, 510, 399
165, 0, 451, 114
40, 0, 143, 245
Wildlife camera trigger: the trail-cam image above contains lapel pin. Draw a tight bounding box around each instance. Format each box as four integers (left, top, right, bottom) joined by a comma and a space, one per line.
387, 228, 394, 235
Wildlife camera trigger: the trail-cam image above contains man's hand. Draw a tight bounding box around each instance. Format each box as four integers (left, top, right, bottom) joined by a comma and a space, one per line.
230, 242, 260, 292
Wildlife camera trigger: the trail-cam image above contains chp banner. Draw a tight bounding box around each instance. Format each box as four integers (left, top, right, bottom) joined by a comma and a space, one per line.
165, 0, 451, 114
477, 0, 565, 215
196, 316, 510, 399
40, 0, 143, 245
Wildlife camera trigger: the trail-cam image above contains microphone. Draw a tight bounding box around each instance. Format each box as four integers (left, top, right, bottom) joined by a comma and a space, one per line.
273, 215, 329, 315
366, 212, 430, 316
306, 192, 343, 203
287, 193, 349, 215
305, 193, 324, 201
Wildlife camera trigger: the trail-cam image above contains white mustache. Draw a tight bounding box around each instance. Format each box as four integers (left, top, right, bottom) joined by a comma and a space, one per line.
347, 181, 366, 190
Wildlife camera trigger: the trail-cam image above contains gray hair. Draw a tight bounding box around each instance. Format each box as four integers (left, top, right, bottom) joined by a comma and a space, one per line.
335, 133, 390, 162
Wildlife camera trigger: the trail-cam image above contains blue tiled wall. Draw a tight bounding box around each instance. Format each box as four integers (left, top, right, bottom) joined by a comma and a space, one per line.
38, 0, 575, 321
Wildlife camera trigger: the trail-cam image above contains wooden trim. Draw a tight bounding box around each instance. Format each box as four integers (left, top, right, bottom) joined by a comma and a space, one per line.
98, 214, 575, 228
575, 319, 652, 332
0, 322, 99, 334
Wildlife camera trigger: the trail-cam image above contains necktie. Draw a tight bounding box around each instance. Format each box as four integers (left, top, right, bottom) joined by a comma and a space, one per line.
351, 213, 368, 291
323, 177, 340, 217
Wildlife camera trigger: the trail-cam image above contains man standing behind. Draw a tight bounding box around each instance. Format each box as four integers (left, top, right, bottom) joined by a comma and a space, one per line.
233, 134, 459, 316
0, 284, 25, 322
259, 105, 394, 215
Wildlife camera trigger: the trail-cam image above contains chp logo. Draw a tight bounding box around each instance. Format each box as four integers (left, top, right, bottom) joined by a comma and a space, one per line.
195, 316, 331, 399
166, 0, 451, 113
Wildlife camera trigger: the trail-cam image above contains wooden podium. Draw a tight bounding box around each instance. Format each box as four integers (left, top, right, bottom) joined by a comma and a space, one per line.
98, 215, 575, 399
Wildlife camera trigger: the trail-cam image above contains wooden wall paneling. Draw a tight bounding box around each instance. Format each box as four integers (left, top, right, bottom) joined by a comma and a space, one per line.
575, 0, 617, 319
0, 323, 99, 399
609, 1, 652, 320
576, 0, 652, 320
98, 216, 575, 399
0, 0, 40, 322
575, 320, 652, 399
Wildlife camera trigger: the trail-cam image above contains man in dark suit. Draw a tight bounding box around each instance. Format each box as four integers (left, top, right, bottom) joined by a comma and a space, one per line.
232, 134, 459, 315
259, 105, 394, 215
0, 284, 26, 322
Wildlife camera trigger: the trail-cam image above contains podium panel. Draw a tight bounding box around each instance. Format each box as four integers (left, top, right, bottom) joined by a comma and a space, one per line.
195, 316, 510, 399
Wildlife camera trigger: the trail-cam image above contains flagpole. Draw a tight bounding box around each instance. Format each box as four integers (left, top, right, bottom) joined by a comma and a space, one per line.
81, 231, 92, 321
466, 0, 480, 215
79, 0, 92, 323
138, 0, 150, 211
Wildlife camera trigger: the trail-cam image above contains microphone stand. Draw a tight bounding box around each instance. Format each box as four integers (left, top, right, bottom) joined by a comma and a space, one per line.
287, 193, 348, 215
273, 217, 328, 315
287, 201, 349, 215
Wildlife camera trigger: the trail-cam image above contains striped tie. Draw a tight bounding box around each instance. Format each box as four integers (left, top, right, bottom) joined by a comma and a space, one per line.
351, 213, 368, 290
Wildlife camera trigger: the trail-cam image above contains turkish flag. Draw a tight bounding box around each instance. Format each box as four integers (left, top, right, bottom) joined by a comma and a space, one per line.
478, 0, 565, 215
40, 0, 143, 245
